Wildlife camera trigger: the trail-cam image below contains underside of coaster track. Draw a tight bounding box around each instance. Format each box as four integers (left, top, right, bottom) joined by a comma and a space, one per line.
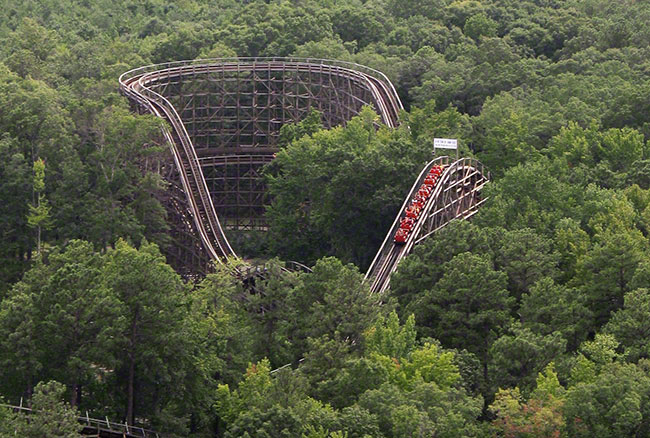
119, 58, 489, 291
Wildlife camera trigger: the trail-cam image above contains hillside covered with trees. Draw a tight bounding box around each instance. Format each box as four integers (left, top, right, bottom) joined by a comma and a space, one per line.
1, 0, 650, 436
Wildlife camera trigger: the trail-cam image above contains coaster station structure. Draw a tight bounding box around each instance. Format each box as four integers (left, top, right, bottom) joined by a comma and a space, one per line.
120, 58, 489, 288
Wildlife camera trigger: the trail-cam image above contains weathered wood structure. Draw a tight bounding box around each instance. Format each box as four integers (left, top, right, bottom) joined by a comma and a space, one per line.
120, 58, 403, 275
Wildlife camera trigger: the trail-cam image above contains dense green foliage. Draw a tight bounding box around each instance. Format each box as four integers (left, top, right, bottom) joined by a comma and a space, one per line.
0, 381, 82, 438
1, 0, 650, 436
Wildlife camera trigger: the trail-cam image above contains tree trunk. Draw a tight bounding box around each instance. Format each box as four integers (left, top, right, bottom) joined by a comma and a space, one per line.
70, 383, 81, 407
127, 355, 135, 425
127, 309, 139, 425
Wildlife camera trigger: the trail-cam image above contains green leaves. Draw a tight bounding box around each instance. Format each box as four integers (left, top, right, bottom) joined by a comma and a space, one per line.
520, 277, 591, 350
416, 252, 513, 361
604, 288, 650, 362
564, 362, 650, 438
0, 239, 219, 432
489, 323, 566, 392
216, 359, 274, 425
27, 159, 53, 254
100, 239, 192, 424
490, 382, 565, 438
400, 343, 460, 389
8, 381, 81, 438
365, 312, 417, 360
266, 106, 427, 268
495, 228, 558, 299
576, 227, 646, 327
548, 122, 648, 186
464, 13, 498, 41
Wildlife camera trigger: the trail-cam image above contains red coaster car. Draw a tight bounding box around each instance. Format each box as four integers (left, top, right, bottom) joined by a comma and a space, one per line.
424, 177, 436, 186
400, 217, 415, 231
405, 205, 420, 219
394, 228, 408, 244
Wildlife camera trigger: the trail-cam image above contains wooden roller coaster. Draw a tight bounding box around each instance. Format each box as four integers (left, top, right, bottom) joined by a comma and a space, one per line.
119, 58, 490, 289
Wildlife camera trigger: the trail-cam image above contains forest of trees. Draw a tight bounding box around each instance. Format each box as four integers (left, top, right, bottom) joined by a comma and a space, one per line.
1, 0, 650, 436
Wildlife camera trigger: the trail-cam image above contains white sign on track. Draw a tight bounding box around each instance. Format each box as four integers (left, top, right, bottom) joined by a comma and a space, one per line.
433, 138, 458, 149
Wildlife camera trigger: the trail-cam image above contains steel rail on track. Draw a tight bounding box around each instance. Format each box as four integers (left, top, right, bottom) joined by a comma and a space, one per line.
120, 58, 403, 267
121, 75, 233, 264
365, 157, 490, 295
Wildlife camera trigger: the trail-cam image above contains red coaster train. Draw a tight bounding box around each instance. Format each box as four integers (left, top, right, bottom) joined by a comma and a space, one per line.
394, 165, 445, 244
